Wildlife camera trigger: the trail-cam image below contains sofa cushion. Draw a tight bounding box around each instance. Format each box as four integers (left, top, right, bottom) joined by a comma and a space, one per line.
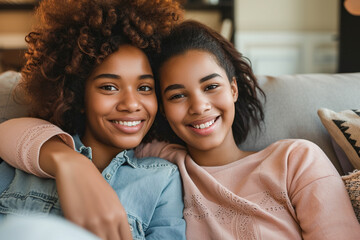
0, 71, 28, 123
318, 108, 360, 170
240, 73, 360, 174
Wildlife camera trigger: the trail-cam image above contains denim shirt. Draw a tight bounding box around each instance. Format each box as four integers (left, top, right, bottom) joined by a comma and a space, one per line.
0, 135, 186, 240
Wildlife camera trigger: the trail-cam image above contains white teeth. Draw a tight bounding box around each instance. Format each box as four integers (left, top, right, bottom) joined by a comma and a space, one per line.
193, 119, 215, 129
112, 120, 141, 126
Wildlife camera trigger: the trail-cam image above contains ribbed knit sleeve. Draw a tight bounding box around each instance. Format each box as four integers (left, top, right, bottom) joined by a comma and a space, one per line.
0, 118, 75, 178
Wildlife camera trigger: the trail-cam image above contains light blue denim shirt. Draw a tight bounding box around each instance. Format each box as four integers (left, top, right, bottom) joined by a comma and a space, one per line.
0, 135, 186, 240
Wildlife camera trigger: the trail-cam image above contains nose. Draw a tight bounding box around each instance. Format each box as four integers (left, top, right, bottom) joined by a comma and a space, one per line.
116, 88, 141, 112
188, 94, 211, 115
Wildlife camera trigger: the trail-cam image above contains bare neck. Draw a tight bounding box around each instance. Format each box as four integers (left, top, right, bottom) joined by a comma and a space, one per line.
187, 132, 249, 167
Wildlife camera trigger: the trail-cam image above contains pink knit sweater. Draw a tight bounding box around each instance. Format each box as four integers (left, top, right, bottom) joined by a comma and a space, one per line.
0, 118, 359, 239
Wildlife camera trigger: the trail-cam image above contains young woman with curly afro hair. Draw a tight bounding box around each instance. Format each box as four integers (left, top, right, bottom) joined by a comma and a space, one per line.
21, 0, 182, 138
0, 0, 185, 240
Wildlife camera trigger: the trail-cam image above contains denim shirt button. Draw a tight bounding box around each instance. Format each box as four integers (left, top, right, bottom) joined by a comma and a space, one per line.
129, 226, 133, 232
105, 173, 112, 180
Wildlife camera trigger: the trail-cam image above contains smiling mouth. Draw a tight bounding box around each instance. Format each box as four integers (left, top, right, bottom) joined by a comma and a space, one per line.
190, 117, 219, 129
111, 120, 142, 127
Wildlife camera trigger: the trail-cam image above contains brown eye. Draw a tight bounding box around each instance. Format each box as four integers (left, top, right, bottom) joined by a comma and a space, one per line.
138, 85, 152, 92
205, 84, 218, 91
100, 85, 117, 91
169, 93, 185, 100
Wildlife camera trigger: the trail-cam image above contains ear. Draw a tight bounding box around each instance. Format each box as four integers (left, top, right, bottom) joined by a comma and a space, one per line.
230, 77, 238, 102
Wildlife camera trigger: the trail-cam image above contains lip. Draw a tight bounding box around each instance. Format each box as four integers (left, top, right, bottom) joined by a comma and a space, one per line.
186, 116, 219, 136
109, 118, 146, 134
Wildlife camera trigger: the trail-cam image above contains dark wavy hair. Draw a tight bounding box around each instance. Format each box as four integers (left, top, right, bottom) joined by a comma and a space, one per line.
152, 20, 265, 145
18, 0, 183, 140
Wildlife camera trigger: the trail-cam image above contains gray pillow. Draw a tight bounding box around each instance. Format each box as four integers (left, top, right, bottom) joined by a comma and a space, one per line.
0, 71, 28, 123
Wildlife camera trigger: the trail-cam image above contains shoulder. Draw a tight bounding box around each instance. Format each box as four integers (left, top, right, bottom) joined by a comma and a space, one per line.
270, 138, 319, 148
129, 151, 179, 174
260, 139, 333, 171
268, 139, 339, 178
266, 139, 324, 156
125, 154, 182, 195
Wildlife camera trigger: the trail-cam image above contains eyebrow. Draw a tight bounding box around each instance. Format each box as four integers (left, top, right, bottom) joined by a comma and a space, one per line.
92, 73, 154, 81
163, 73, 222, 94
93, 73, 120, 80
140, 74, 155, 80
200, 73, 221, 83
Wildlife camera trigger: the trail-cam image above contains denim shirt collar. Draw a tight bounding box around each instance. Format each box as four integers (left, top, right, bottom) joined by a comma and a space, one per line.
72, 134, 137, 168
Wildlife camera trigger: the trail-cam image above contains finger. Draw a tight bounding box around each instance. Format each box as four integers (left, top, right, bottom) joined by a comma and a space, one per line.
118, 222, 133, 240
83, 223, 107, 240
90, 230, 107, 240
106, 225, 122, 240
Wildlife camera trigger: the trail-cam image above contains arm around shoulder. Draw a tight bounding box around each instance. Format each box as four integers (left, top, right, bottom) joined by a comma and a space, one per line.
0, 117, 75, 177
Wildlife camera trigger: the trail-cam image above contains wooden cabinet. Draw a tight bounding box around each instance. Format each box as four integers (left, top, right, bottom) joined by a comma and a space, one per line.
338, 0, 360, 73
0, 1, 38, 10
183, 0, 235, 42
0, 1, 39, 71
185, 0, 234, 21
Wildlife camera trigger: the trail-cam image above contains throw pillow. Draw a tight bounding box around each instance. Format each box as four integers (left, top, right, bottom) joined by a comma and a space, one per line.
342, 169, 360, 223
331, 138, 354, 174
317, 108, 360, 169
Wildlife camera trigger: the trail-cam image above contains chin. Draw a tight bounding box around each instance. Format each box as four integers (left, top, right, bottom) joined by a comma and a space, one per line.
110, 136, 144, 150
188, 140, 222, 152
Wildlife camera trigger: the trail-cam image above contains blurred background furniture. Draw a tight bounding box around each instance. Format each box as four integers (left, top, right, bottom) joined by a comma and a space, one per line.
1, 0, 360, 75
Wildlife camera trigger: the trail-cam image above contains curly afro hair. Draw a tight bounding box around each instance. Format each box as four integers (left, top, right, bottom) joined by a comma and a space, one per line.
18, 0, 183, 137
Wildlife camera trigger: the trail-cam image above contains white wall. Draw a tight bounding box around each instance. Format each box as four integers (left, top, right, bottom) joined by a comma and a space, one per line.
235, 0, 339, 32
234, 0, 339, 75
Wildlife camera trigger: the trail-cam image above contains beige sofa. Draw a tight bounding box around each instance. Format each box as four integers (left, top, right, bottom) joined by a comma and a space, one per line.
1, 70, 360, 172
1, 70, 360, 220
1, 70, 360, 171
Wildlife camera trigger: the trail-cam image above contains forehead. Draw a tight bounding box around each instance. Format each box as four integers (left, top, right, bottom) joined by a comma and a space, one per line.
159, 50, 225, 83
90, 45, 152, 78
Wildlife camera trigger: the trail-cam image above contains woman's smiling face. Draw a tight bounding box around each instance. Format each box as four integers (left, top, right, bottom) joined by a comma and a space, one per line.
82, 44, 157, 155
159, 49, 238, 152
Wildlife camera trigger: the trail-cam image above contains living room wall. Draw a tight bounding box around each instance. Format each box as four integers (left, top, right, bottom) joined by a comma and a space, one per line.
0, 0, 341, 74
233, 0, 339, 75
235, 0, 338, 32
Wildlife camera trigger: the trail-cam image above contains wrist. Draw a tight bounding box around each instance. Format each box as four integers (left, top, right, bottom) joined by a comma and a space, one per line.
39, 136, 82, 177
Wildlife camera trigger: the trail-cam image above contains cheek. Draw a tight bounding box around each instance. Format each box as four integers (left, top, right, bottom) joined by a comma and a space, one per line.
85, 93, 116, 116
217, 90, 236, 108
143, 95, 158, 119
163, 104, 182, 136
163, 102, 184, 126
